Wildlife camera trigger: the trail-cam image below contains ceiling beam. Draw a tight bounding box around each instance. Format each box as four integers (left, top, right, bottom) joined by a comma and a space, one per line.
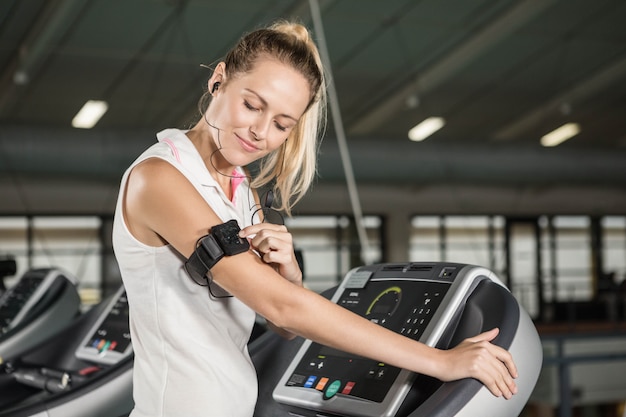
2, 125, 625, 186
0, 0, 87, 116
348, 0, 557, 135
493, 55, 626, 141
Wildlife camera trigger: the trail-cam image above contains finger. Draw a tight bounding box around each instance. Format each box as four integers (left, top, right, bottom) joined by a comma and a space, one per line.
460, 341, 512, 398
261, 249, 292, 265
240, 223, 287, 237
476, 356, 510, 399
497, 349, 518, 379
494, 359, 517, 399
484, 379, 504, 398
483, 348, 517, 399
246, 229, 289, 248
466, 327, 499, 344
250, 233, 291, 254
484, 342, 518, 380
254, 235, 285, 254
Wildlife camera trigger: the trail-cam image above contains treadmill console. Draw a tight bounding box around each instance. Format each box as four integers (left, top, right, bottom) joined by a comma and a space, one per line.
273, 262, 530, 417
75, 286, 132, 365
285, 279, 449, 405
0, 268, 69, 335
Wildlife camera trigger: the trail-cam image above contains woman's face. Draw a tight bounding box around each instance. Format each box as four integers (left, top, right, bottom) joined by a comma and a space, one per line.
205, 57, 311, 168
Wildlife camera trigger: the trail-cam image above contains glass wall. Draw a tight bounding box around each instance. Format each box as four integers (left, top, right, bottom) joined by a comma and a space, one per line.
445, 216, 505, 272
0, 214, 383, 303
0, 217, 28, 287
543, 216, 593, 302
410, 215, 626, 321
409, 216, 442, 262
603, 216, 626, 284
409, 215, 505, 272
32, 216, 103, 304
509, 220, 540, 317
2, 213, 625, 319
286, 215, 383, 293
0, 216, 103, 305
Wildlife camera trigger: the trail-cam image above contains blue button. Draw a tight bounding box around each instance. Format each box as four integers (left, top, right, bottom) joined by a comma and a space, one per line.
304, 375, 317, 388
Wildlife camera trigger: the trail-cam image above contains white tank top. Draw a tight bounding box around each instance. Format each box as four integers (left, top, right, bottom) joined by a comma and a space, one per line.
113, 129, 258, 417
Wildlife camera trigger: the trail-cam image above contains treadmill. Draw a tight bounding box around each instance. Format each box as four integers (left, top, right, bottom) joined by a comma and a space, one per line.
0, 285, 133, 417
0, 268, 81, 363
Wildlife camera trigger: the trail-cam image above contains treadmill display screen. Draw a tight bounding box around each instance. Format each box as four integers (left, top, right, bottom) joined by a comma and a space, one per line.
284, 279, 449, 403
82, 291, 130, 355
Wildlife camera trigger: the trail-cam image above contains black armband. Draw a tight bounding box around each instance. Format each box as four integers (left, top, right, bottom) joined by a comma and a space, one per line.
185, 220, 250, 278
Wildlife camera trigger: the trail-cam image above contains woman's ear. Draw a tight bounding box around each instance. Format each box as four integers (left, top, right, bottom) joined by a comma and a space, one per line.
208, 62, 226, 95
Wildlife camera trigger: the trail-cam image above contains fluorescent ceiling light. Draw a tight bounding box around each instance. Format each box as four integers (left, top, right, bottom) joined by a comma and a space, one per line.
72, 100, 108, 129
540, 123, 580, 147
408, 117, 445, 142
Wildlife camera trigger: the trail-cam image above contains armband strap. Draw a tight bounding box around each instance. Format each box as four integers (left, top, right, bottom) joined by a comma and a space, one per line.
186, 234, 224, 280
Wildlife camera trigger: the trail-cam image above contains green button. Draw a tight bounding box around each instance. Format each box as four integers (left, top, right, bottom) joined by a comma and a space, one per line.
324, 380, 342, 400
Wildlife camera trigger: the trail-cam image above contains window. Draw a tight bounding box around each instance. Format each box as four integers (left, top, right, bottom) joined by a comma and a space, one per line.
409, 216, 441, 262
0, 217, 28, 288
0, 216, 103, 304
445, 216, 505, 271
547, 216, 592, 301
602, 216, 626, 286
410, 215, 504, 272
286, 215, 383, 293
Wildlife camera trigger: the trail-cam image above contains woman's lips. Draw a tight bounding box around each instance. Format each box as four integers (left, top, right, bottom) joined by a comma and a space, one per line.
236, 135, 260, 153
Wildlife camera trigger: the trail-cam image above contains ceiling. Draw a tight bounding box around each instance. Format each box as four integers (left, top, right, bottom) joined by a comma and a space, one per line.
0, 0, 625, 210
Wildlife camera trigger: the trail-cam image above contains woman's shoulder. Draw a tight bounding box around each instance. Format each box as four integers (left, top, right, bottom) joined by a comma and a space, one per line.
127, 157, 193, 203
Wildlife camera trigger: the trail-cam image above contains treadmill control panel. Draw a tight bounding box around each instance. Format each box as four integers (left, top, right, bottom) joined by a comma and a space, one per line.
284, 280, 448, 403
273, 263, 480, 417
75, 286, 131, 365
0, 269, 64, 335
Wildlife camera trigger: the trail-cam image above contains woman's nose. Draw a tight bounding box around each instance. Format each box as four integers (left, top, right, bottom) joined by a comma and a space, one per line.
250, 115, 271, 141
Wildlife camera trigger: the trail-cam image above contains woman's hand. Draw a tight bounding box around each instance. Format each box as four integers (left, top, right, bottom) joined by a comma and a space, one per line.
434, 328, 518, 399
239, 223, 302, 286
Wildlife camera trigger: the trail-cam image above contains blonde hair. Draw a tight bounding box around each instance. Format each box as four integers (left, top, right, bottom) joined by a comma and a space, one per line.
202, 21, 327, 215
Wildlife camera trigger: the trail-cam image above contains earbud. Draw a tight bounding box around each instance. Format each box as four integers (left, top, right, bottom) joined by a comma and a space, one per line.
263, 190, 274, 209
211, 82, 221, 94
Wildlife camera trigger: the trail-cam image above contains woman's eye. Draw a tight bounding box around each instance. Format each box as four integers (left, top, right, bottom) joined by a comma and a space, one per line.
244, 101, 257, 111
275, 123, 287, 132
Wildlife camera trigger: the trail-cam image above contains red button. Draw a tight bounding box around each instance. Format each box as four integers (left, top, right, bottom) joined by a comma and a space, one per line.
341, 381, 356, 395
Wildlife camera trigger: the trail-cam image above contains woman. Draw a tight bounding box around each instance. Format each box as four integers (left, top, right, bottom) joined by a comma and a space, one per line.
113, 20, 517, 417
